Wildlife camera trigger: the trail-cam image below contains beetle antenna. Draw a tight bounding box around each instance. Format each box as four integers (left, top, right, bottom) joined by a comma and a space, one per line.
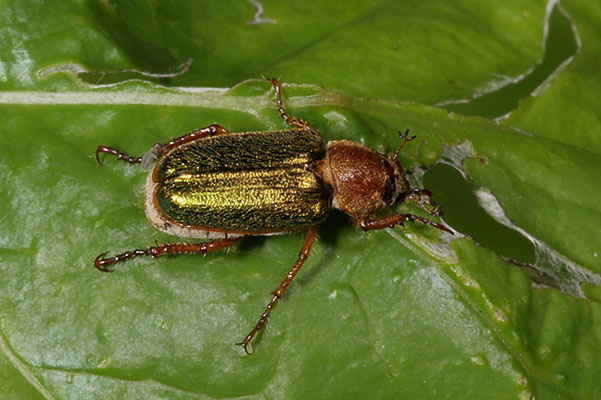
393, 129, 416, 160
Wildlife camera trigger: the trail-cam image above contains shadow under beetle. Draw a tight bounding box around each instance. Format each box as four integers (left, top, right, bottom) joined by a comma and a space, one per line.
94, 78, 451, 354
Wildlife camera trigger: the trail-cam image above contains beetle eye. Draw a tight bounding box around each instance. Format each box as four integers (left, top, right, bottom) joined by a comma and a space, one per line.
382, 160, 397, 204
394, 193, 406, 205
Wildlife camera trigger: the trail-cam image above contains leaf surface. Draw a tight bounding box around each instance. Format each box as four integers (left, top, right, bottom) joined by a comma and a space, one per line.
1, 1, 600, 399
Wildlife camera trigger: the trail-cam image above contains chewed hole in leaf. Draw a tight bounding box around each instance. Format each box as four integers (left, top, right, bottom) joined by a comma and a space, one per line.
423, 148, 601, 298
424, 162, 536, 264
438, 1, 579, 120
39, 59, 194, 86
78, 58, 192, 86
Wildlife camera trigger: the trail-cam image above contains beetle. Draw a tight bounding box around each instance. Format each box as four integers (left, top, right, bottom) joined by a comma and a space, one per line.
94, 78, 451, 354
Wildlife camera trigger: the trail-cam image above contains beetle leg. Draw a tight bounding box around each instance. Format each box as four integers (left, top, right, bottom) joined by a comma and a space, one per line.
94, 237, 242, 272
159, 124, 229, 154
95, 124, 230, 168
266, 78, 310, 129
354, 214, 452, 234
412, 188, 433, 198
237, 225, 318, 355
405, 193, 443, 217
95, 145, 142, 165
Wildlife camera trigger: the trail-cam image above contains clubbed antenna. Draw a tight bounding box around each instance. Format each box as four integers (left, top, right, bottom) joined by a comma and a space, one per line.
393, 129, 416, 160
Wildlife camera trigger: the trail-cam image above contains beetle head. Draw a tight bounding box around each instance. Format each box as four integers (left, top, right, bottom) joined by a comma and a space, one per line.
383, 154, 412, 206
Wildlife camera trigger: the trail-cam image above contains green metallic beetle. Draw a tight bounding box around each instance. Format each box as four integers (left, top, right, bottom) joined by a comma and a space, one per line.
94, 79, 450, 354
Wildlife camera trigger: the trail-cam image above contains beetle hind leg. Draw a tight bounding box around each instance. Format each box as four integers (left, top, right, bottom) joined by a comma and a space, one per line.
95, 124, 230, 169
94, 237, 242, 272
237, 225, 318, 354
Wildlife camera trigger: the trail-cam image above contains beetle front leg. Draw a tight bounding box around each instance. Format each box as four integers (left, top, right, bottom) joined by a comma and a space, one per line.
94, 237, 242, 272
354, 214, 452, 234
95, 124, 230, 169
405, 191, 443, 217
237, 225, 318, 354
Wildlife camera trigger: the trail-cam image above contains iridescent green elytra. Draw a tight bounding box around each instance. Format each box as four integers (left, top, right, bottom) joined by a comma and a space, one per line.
153, 128, 328, 233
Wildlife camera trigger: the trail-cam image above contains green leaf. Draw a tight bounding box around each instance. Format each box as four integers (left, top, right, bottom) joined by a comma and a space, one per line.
2, 1, 601, 399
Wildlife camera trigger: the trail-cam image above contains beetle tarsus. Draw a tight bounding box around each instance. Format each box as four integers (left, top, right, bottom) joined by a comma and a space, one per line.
237, 226, 318, 355
266, 77, 310, 129
94, 252, 115, 272
93, 239, 242, 272
236, 338, 253, 355
94, 249, 150, 271
95, 145, 142, 165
